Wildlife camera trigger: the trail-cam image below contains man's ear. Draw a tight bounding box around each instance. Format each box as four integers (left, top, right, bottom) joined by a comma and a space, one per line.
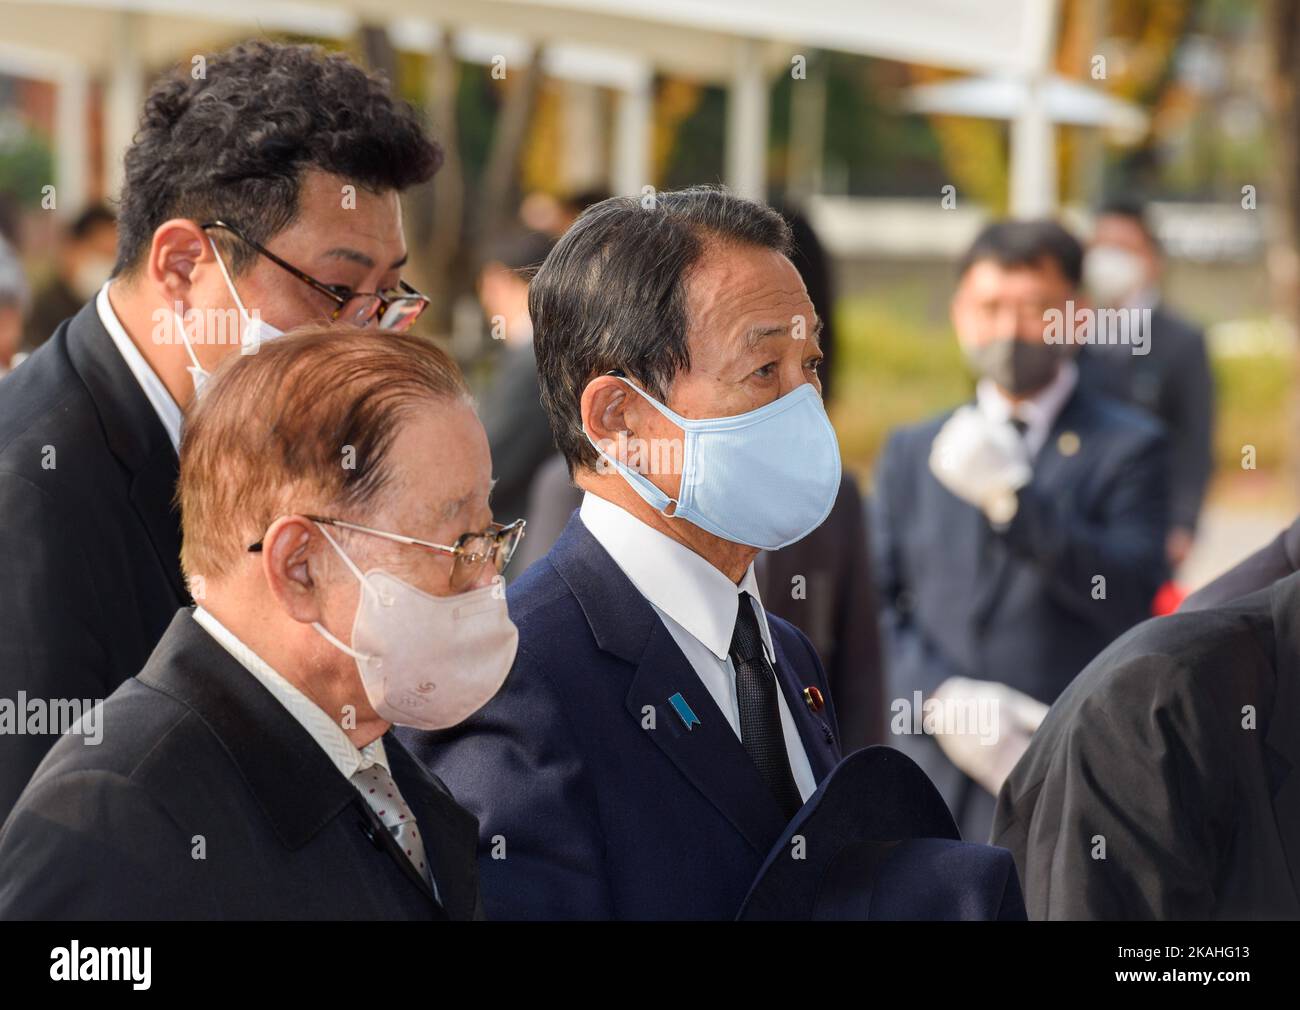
260, 515, 328, 625
580, 374, 638, 462
147, 219, 208, 308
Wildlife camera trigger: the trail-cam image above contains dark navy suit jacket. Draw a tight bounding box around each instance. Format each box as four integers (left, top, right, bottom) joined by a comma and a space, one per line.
870, 384, 1169, 841
402, 514, 842, 920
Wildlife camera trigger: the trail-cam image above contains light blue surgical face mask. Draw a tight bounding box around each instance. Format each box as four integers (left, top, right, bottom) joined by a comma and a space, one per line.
586, 376, 842, 550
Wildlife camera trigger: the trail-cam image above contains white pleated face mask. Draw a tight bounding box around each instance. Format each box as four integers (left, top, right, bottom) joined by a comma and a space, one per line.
176, 238, 287, 397
586, 377, 842, 550
311, 523, 518, 730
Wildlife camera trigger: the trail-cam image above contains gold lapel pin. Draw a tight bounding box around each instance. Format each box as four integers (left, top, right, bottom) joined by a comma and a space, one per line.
1057, 431, 1081, 457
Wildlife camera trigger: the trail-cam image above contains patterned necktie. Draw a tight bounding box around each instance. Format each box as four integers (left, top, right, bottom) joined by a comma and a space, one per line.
351, 763, 438, 899
730, 591, 803, 820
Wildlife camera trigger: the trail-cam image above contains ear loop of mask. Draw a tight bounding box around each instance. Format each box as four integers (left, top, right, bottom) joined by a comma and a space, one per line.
171, 302, 207, 385
311, 522, 391, 668
209, 236, 258, 343
581, 377, 682, 519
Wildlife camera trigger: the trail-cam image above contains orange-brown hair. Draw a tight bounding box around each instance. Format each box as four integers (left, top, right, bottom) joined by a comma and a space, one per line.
177, 325, 469, 581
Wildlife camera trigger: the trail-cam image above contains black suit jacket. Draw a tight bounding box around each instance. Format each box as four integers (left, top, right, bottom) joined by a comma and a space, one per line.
1076, 304, 1214, 531
0, 300, 188, 818
478, 343, 555, 529
991, 572, 1300, 919
0, 610, 481, 920
870, 384, 1169, 840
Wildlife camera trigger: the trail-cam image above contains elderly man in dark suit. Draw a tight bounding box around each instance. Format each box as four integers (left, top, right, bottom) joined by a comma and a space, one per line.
1079, 197, 1215, 569
871, 220, 1170, 843
0, 328, 514, 919
406, 188, 868, 920
0, 41, 442, 821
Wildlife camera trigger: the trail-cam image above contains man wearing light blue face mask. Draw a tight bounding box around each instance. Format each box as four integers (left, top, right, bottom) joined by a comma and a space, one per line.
404, 186, 851, 920
0, 41, 442, 821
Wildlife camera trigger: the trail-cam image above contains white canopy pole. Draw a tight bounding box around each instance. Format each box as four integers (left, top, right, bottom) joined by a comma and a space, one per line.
104, 8, 143, 199
54, 69, 90, 217
726, 37, 767, 201
1007, 0, 1060, 216
612, 64, 652, 196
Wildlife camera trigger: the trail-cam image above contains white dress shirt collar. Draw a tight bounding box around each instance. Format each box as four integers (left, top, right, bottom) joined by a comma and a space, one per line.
96, 281, 182, 452
579, 491, 774, 663
976, 358, 1078, 458
191, 606, 389, 778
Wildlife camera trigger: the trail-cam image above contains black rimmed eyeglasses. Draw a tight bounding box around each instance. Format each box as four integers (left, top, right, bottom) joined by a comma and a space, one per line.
201, 220, 430, 332
249, 515, 526, 592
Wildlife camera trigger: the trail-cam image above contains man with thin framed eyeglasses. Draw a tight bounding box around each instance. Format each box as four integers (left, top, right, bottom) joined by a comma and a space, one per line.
0, 326, 519, 919
0, 41, 442, 819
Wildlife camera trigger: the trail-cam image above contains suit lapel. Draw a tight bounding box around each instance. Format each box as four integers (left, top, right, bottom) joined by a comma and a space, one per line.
549, 516, 790, 856
769, 631, 838, 781
64, 300, 189, 605
142, 612, 449, 914
386, 735, 476, 919
624, 621, 789, 855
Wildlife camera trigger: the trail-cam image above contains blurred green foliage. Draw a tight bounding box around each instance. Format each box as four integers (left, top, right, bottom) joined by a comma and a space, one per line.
0, 125, 53, 209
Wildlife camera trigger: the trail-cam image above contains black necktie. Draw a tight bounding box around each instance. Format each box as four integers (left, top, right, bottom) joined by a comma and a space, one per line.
730, 591, 803, 820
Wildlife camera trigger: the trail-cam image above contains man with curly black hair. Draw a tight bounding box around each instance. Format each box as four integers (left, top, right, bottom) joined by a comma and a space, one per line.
0, 40, 442, 820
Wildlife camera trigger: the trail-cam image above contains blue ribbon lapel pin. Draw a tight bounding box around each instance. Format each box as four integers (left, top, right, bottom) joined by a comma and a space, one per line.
668, 692, 701, 731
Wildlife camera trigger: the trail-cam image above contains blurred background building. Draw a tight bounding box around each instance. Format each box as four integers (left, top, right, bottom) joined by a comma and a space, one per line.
0, 0, 1295, 588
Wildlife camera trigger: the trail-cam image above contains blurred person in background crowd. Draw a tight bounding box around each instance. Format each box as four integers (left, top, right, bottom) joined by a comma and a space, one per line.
871, 219, 1169, 842
22, 204, 117, 353
1079, 197, 1214, 569
0, 236, 29, 377
0, 40, 441, 820
0, 329, 498, 920
512, 209, 885, 751
405, 187, 846, 919
474, 228, 557, 537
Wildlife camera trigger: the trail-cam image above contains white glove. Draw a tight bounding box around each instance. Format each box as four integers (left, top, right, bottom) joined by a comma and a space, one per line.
930, 676, 1049, 797
928, 406, 1031, 522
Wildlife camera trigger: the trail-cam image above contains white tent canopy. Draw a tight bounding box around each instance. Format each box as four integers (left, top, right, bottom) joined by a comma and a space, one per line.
0, 0, 1077, 213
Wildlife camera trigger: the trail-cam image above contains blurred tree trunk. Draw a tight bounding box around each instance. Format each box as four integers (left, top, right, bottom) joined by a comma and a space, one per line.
357, 31, 544, 339
472, 46, 545, 263
423, 34, 466, 333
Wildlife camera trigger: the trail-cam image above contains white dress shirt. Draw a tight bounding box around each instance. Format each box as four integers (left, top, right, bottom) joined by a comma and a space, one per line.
97, 281, 182, 452
579, 492, 817, 802
191, 606, 391, 780
976, 358, 1078, 459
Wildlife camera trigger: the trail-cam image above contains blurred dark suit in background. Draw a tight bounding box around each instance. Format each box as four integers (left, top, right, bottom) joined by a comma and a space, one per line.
1076, 305, 1213, 541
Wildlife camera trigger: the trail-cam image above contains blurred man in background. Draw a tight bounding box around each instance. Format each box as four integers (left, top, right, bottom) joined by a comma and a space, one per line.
22, 204, 117, 353
474, 228, 557, 535
0, 236, 29, 376
871, 219, 1169, 842
0, 41, 441, 820
1080, 197, 1215, 569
